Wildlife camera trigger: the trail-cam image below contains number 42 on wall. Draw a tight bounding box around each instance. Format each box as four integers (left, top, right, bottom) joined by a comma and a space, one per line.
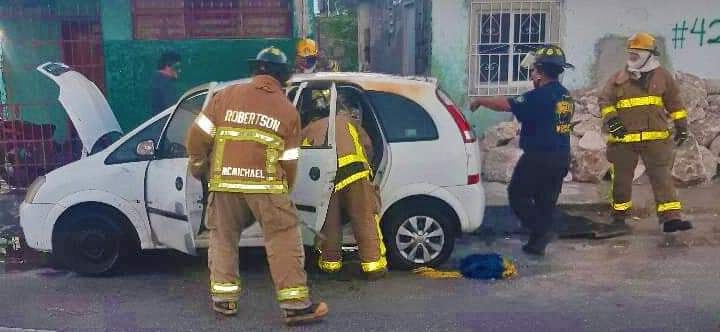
672, 17, 720, 49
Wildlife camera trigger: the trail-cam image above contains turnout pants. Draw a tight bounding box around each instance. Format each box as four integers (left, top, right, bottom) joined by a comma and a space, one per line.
317, 179, 387, 273
508, 151, 570, 236
206, 192, 310, 309
607, 139, 682, 223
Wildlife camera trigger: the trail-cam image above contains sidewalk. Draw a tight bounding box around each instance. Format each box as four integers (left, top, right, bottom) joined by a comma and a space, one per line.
484, 180, 720, 215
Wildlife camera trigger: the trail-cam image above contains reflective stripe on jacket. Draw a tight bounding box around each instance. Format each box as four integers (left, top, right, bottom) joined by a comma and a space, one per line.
186, 75, 301, 193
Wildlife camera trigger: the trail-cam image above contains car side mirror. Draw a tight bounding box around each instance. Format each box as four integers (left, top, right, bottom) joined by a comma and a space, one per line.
136, 140, 155, 158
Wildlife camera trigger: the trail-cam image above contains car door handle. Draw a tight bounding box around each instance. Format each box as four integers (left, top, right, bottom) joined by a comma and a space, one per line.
175, 177, 183, 191
309, 167, 320, 181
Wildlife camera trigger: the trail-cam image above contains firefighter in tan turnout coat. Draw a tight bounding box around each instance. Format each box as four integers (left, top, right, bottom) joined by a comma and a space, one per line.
600, 32, 693, 233
301, 92, 387, 280
186, 46, 328, 325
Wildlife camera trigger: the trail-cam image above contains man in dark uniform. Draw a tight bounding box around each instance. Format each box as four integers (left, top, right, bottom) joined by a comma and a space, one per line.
150, 51, 181, 116
470, 45, 575, 256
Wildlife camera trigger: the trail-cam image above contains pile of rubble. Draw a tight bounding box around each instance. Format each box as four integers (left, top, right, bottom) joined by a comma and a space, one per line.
481, 72, 720, 187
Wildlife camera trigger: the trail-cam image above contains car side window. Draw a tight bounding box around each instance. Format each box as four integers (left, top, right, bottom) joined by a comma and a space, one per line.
105, 115, 170, 165
367, 91, 439, 142
157, 92, 208, 159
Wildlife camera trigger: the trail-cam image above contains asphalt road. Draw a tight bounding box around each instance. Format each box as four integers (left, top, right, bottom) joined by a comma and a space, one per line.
1, 213, 720, 332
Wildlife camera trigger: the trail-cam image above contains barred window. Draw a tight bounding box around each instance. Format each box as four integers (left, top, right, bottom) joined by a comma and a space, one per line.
132, 0, 291, 40
468, 0, 561, 97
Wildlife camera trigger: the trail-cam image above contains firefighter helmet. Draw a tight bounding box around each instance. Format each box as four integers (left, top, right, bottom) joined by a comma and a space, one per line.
520, 45, 574, 70
297, 38, 319, 57
533, 45, 574, 69
627, 32, 659, 55
249, 46, 289, 66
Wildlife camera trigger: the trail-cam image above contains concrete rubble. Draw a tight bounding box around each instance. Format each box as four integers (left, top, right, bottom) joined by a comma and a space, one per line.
481, 71, 720, 186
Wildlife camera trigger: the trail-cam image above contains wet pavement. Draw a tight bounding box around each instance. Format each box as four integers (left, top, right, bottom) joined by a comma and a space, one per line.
1, 212, 719, 331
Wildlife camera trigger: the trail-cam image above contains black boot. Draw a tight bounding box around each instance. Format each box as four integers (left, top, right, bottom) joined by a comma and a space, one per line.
662, 219, 693, 233
610, 217, 632, 232
522, 232, 557, 256
212, 300, 238, 316
283, 302, 329, 326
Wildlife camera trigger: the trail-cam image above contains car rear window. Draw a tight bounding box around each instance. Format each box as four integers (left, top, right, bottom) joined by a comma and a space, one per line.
367, 91, 438, 143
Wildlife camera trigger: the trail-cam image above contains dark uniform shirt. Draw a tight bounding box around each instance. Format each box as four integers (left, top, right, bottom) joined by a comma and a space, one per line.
150, 71, 177, 116
508, 81, 574, 156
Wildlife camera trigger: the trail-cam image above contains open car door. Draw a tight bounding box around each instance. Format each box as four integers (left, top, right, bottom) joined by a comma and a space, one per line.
144, 84, 217, 255
290, 82, 338, 245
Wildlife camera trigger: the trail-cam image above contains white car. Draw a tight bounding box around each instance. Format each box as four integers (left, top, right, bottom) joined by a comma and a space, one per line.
19, 62, 485, 275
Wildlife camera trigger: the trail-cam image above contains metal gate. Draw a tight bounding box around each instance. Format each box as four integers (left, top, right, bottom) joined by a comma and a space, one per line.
0, 1, 103, 189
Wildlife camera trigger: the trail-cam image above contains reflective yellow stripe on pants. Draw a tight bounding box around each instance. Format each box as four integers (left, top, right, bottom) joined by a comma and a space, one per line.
277, 286, 309, 302
657, 201, 682, 212
318, 259, 342, 273
607, 130, 670, 143
210, 280, 241, 301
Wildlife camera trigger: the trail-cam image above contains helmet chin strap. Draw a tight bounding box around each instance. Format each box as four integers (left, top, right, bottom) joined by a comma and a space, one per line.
627, 50, 652, 71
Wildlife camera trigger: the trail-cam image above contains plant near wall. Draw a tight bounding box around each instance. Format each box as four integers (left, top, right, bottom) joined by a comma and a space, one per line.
317, 13, 359, 71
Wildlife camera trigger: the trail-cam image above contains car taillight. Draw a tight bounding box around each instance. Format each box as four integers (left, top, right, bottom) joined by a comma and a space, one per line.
467, 174, 480, 185
436, 89, 477, 143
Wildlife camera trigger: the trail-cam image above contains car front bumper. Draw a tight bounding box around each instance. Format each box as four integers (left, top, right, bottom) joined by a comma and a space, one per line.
19, 202, 55, 252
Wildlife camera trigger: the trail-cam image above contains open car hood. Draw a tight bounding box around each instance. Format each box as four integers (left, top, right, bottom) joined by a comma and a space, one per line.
37, 62, 123, 155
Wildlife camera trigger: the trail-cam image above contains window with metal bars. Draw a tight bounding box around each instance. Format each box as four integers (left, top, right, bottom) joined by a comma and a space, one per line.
468, 0, 561, 97
132, 0, 292, 40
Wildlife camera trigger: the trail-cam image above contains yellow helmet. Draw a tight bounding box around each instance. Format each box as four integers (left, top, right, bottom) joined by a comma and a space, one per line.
627, 32, 658, 54
297, 38, 318, 57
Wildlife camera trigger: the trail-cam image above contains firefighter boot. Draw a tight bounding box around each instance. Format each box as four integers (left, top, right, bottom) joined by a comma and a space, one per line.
662, 219, 693, 233
364, 267, 388, 281
522, 232, 557, 256
283, 302, 329, 326
213, 300, 238, 316
610, 216, 632, 233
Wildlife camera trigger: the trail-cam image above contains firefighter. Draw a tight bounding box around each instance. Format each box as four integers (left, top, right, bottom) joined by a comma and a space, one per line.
300, 90, 387, 280
599, 32, 693, 233
470, 45, 575, 256
186, 46, 328, 325
295, 38, 319, 73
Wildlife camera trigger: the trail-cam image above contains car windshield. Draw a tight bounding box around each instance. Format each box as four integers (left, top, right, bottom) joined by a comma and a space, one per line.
89, 131, 124, 155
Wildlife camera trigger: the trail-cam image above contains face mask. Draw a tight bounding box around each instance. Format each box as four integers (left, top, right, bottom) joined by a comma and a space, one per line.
627, 51, 650, 70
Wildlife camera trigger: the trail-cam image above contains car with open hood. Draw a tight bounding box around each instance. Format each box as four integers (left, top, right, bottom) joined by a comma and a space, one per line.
19, 62, 486, 275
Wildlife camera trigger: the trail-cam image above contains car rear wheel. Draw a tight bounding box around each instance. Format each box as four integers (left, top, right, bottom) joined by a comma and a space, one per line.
383, 206, 456, 270
53, 208, 126, 276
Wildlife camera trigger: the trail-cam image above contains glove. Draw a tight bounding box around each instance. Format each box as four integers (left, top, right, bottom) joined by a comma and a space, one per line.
607, 117, 628, 139
674, 126, 689, 146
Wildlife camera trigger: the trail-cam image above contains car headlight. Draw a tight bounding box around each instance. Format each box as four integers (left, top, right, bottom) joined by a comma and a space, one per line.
24, 176, 45, 204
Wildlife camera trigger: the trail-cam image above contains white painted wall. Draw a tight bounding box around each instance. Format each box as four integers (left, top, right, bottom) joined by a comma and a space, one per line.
563, 0, 720, 89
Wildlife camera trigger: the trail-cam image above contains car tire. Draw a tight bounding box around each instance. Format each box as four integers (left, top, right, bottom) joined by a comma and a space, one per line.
383, 206, 456, 270
53, 208, 125, 276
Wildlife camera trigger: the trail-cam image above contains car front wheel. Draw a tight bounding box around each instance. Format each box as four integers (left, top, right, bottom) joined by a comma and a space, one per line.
384, 206, 456, 270
53, 208, 125, 276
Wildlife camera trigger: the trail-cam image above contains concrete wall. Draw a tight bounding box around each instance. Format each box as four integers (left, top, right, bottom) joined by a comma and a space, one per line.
431, 0, 511, 135
563, 0, 720, 89
431, 0, 720, 135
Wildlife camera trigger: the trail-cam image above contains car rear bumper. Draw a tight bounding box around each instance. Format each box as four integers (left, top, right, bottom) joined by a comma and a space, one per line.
19, 202, 55, 252
442, 182, 485, 233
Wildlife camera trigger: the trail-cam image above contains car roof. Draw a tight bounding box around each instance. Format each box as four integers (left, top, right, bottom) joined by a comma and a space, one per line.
184, 72, 439, 97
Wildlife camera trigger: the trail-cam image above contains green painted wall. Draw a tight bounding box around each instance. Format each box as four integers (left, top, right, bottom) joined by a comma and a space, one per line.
0, 0, 66, 141
0, 41, 7, 104
431, 1, 513, 137
103, 39, 294, 131
100, 0, 132, 41
100, 0, 297, 131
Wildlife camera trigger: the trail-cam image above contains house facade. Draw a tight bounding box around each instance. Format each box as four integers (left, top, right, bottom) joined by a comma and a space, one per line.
431, 0, 720, 133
